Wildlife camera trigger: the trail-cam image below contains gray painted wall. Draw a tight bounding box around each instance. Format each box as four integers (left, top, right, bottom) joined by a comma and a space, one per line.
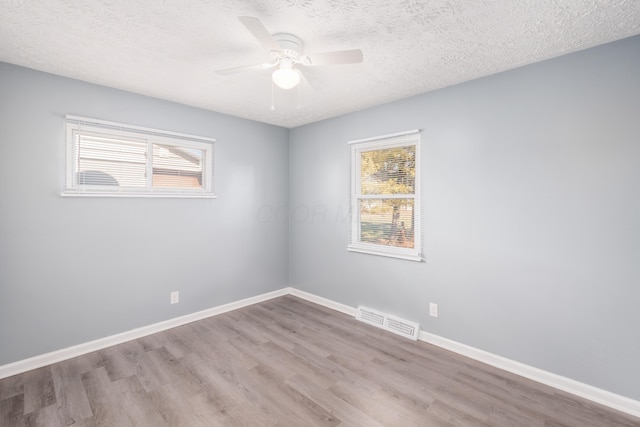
0, 63, 290, 365
289, 35, 640, 400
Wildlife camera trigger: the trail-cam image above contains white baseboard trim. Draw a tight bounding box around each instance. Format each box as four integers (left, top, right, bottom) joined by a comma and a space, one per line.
0, 288, 289, 380
418, 331, 640, 419
287, 287, 358, 317
2, 287, 639, 419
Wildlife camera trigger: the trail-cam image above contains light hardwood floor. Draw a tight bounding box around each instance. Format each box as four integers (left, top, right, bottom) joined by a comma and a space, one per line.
1, 295, 639, 426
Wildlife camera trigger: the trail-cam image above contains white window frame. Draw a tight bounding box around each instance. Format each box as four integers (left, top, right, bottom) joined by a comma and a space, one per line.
348, 129, 422, 262
63, 115, 215, 198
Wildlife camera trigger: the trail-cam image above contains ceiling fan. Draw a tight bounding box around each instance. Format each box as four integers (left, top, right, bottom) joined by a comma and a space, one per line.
216, 16, 364, 90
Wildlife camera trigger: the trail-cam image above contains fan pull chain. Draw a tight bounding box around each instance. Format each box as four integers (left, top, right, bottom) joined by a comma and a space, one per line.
270, 80, 276, 111
297, 80, 301, 110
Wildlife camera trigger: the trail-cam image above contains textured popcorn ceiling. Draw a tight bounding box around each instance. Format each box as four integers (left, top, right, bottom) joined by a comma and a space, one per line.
1, 1, 639, 128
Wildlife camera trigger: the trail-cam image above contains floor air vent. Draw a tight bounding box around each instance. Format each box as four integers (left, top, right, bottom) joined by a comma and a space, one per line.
356, 306, 420, 340
356, 306, 385, 326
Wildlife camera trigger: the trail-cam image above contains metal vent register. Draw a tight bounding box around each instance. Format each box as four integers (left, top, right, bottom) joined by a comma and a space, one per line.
356, 306, 420, 340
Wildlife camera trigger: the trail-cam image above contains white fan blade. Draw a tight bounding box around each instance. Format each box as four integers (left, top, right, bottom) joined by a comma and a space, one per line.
298, 69, 315, 91
216, 62, 276, 76
302, 49, 363, 66
238, 16, 281, 53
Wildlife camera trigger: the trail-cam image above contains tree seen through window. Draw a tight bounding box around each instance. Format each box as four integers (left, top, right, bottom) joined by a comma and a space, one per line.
359, 146, 415, 248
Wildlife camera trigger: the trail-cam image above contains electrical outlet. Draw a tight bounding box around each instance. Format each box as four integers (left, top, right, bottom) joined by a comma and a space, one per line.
170, 291, 179, 304
429, 302, 438, 318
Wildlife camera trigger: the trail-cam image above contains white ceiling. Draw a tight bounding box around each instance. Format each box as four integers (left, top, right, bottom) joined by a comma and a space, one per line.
1, 1, 639, 128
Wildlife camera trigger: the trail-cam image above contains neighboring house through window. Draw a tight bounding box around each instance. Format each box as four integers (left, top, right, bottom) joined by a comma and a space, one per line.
348, 130, 422, 261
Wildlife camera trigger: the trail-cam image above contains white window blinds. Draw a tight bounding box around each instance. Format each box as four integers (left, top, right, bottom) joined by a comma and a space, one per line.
64, 116, 215, 198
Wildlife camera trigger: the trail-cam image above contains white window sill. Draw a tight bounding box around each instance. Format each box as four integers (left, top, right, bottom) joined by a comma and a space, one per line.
61, 191, 217, 199
347, 245, 424, 262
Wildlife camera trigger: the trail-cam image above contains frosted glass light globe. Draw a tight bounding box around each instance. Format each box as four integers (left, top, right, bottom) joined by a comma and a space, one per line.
272, 67, 300, 90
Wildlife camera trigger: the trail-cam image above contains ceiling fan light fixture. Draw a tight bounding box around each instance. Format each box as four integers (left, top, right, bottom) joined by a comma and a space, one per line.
272, 67, 300, 90
217, 17, 364, 95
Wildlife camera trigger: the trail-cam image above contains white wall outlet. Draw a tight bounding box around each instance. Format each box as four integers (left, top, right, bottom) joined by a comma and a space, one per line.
170, 291, 179, 304
429, 302, 439, 318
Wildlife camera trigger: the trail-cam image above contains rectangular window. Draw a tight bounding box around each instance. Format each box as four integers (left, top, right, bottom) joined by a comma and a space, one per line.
348, 130, 422, 261
64, 115, 215, 198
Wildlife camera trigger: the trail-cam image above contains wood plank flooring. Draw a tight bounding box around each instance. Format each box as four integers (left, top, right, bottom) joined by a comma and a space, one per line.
1, 295, 639, 426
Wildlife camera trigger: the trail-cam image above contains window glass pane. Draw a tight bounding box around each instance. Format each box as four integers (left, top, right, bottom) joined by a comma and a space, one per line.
360, 146, 415, 195
152, 144, 203, 189
360, 199, 414, 248
76, 133, 146, 187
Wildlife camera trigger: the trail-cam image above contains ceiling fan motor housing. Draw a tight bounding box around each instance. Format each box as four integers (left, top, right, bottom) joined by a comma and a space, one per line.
272, 33, 303, 61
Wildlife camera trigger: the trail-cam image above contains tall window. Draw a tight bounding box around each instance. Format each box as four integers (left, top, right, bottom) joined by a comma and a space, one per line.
349, 130, 421, 261
64, 116, 215, 198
